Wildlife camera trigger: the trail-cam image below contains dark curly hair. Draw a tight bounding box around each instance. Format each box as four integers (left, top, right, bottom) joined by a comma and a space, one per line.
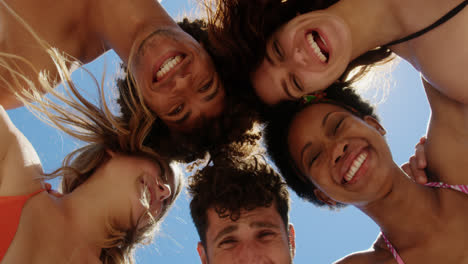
263, 83, 378, 207
188, 156, 291, 246
205, 0, 393, 107
116, 18, 262, 163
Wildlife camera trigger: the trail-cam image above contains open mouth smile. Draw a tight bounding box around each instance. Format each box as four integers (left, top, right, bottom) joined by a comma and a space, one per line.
306, 30, 330, 63
341, 151, 368, 185
153, 54, 186, 82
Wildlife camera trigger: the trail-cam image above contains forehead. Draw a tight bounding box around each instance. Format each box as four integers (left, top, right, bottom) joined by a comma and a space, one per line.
288, 104, 347, 154
252, 60, 283, 105
289, 103, 345, 135
205, 205, 284, 240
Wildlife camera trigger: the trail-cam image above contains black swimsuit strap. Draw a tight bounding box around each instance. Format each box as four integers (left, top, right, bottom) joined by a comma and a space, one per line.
385, 0, 468, 46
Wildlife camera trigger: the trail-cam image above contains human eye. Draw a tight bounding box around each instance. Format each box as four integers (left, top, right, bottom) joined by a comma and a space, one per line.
308, 151, 321, 169
168, 104, 184, 116
218, 237, 238, 249
291, 74, 303, 92
258, 230, 276, 241
334, 118, 344, 135
198, 77, 214, 93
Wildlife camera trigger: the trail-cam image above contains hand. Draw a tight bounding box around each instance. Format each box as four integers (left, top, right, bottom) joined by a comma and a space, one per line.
44, 182, 64, 198
401, 137, 428, 184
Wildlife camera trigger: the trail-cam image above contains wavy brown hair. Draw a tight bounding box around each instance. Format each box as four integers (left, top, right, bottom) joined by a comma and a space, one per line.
188, 155, 290, 246
203, 0, 393, 106
0, 2, 182, 263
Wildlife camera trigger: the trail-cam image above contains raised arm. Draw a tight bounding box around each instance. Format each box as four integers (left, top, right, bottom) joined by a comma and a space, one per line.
423, 79, 468, 184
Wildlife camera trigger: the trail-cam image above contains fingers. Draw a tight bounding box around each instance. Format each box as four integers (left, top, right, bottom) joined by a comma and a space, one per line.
409, 156, 427, 185
44, 182, 64, 198
402, 136, 429, 185
401, 162, 411, 176
414, 137, 427, 169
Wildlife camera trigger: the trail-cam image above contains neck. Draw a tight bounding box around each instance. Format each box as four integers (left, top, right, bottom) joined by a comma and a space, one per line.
326, 0, 403, 60
59, 181, 112, 257
89, 0, 180, 63
356, 167, 442, 250
325, 0, 461, 60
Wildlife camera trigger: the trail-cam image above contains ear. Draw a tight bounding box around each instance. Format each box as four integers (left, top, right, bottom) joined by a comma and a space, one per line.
363, 116, 386, 136
197, 242, 208, 264
288, 223, 296, 258
313, 189, 337, 206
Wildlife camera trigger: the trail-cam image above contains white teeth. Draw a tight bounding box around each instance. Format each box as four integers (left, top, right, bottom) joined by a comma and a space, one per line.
344, 152, 368, 182
155, 55, 183, 80
306, 33, 327, 63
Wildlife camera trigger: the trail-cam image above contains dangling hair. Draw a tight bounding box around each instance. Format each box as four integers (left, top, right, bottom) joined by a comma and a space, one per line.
0, 2, 182, 263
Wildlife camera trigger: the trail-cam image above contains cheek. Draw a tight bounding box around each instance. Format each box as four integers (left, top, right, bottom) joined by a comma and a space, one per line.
130, 195, 148, 227
144, 94, 171, 116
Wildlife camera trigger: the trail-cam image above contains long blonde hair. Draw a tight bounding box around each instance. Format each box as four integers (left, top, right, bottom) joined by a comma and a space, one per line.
0, 1, 182, 263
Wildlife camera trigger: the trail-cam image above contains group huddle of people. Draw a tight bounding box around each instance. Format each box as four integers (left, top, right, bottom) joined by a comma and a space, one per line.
1, 0, 467, 263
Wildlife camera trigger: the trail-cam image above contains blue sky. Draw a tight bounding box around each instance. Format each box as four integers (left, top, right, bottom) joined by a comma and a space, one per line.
7, 0, 430, 263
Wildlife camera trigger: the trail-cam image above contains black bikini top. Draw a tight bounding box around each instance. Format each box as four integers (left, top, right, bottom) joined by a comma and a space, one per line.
385, 0, 468, 46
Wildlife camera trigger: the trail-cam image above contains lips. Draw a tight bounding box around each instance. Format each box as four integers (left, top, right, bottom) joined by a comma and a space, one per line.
152, 53, 186, 83
306, 30, 330, 63
338, 148, 369, 185
343, 152, 368, 183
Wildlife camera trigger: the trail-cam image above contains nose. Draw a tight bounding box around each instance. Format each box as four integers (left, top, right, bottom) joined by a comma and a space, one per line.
332, 141, 349, 165
156, 182, 171, 202
292, 47, 309, 67
173, 69, 192, 93
235, 244, 272, 264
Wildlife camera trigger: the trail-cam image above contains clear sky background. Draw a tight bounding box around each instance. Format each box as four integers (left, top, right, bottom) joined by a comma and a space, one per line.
7, 0, 431, 263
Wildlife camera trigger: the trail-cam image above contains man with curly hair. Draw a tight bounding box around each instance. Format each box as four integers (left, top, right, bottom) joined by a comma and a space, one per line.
188, 158, 296, 263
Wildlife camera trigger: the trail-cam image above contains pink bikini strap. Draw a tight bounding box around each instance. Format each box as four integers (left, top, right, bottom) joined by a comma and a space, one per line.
379, 182, 468, 264
424, 182, 468, 194
381, 232, 405, 264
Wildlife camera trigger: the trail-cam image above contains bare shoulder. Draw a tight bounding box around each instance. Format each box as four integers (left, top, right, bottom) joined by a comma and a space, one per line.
334, 250, 387, 264
334, 235, 395, 264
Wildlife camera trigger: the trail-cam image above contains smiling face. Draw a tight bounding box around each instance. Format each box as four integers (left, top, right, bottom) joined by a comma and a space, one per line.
130, 28, 225, 131
197, 205, 295, 264
287, 103, 394, 206
97, 153, 173, 230
252, 11, 352, 105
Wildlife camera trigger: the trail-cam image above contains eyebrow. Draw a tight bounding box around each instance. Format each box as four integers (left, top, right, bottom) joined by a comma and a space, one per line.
322, 112, 333, 128
250, 221, 280, 229
214, 225, 238, 243
137, 29, 169, 56
300, 142, 312, 166
265, 49, 276, 66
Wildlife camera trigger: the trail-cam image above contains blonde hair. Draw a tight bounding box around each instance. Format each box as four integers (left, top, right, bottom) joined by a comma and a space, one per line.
0, 1, 182, 263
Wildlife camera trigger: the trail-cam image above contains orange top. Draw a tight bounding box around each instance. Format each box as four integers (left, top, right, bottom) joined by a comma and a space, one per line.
0, 187, 49, 261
